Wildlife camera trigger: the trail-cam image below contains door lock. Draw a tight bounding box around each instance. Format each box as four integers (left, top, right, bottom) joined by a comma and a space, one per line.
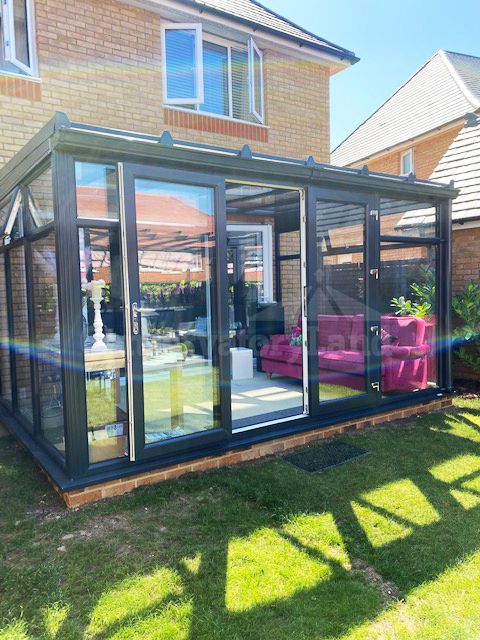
132, 302, 140, 336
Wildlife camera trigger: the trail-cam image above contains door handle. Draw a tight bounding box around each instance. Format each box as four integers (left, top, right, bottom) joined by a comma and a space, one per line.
369, 268, 379, 279
132, 302, 140, 336
370, 325, 379, 335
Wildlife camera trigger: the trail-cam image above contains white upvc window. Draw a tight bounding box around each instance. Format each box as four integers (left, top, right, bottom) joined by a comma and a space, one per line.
248, 36, 264, 122
0, 0, 36, 75
161, 23, 204, 105
162, 24, 265, 124
401, 148, 414, 176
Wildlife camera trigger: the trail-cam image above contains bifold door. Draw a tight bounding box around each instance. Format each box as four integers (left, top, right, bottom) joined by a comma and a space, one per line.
307, 187, 381, 416
120, 164, 231, 461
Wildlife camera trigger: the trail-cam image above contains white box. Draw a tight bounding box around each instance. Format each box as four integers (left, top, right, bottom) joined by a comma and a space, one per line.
230, 347, 253, 380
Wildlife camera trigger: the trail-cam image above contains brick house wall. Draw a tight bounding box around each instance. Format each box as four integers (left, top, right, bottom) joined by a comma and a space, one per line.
346, 122, 480, 381
0, 0, 331, 169
349, 123, 477, 296
351, 124, 463, 180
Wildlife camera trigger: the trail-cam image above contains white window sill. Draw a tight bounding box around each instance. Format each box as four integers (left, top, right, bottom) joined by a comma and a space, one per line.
164, 105, 269, 129
0, 69, 41, 82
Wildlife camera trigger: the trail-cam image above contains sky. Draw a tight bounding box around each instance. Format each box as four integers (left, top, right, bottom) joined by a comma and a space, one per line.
267, 0, 480, 150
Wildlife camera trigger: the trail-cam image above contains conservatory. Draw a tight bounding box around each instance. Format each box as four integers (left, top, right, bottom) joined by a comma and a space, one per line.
0, 113, 455, 496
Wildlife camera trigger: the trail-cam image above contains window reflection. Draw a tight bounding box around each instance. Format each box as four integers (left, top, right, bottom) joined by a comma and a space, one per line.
0, 256, 12, 406
79, 227, 128, 463
380, 243, 438, 393
133, 179, 218, 443
316, 200, 366, 402
25, 166, 54, 232
75, 162, 119, 220
10, 245, 33, 425
31, 231, 64, 453
380, 198, 437, 238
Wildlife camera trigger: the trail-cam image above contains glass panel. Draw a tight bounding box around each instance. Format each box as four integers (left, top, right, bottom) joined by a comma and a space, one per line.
31, 231, 64, 454
133, 179, 218, 444
231, 48, 249, 121
165, 28, 198, 101
315, 200, 366, 402
0, 194, 11, 235
0, 256, 12, 406
3, 189, 24, 242
380, 243, 438, 394
200, 41, 228, 116
253, 47, 262, 118
79, 228, 128, 463
13, 0, 30, 67
226, 184, 305, 427
25, 165, 54, 232
10, 245, 33, 424
380, 198, 437, 238
75, 162, 119, 220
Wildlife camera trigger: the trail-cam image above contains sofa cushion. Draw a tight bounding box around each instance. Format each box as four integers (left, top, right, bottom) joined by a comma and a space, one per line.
317, 314, 354, 350
382, 315, 426, 346
318, 349, 365, 374
261, 344, 303, 365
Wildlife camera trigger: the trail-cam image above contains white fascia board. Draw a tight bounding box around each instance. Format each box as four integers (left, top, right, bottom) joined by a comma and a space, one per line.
121, 0, 351, 72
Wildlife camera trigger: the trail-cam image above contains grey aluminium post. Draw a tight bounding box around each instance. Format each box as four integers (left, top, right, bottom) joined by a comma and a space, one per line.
439, 198, 453, 391
52, 150, 89, 478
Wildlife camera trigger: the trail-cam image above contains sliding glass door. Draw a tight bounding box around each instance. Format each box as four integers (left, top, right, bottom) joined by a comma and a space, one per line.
121, 164, 230, 460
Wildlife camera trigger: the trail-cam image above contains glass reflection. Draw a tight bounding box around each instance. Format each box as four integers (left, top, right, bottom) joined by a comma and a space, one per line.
316, 200, 366, 402
133, 179, 218, 443
380, 243, 438, 393
79, 227, 128, 463
75, 162, 118, 220
10, 245, 33, 424
31, 231, 64, 453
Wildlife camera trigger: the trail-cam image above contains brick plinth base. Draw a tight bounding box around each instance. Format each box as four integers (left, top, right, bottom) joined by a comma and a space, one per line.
62, 397, 453, 508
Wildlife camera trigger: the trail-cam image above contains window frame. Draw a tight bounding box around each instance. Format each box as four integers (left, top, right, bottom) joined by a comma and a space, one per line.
161, 22, 204, 106
248, 36, 264, 123
163, 27, 265, 125
1, 0, 37, 76
226, 222, 273, 303
401, 148, 414, 176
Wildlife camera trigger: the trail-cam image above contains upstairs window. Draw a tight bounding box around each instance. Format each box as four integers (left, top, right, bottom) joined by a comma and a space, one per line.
162, 23, 264, 123
401, 148, 414, 176
0, 0, 36, 75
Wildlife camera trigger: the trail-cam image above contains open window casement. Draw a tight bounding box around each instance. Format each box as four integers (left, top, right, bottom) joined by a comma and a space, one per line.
1, 187, 23, 244
162, 23, 204, 105
248, 36, 264, 122
2, 0, 36, 75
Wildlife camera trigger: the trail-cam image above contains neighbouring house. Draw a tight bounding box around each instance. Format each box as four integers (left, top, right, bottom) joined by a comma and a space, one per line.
0, 1, 455, 506
332, 50, 480, 300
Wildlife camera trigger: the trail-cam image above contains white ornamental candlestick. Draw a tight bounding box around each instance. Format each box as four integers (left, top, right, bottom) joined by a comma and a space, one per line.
89, 279, 107, 352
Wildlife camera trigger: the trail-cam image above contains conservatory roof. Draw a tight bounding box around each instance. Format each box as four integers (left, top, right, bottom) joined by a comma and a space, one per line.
0, 112, 458, 201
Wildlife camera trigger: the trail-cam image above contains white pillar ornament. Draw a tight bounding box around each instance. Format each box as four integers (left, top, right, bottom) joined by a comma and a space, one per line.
88, 279, 107, 352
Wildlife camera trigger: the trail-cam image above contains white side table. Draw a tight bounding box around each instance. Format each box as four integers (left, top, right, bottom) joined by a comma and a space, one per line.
230, 347, 254, 380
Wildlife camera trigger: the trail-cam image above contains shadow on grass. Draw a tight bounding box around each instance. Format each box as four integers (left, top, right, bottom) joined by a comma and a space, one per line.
1, 404, 480, 639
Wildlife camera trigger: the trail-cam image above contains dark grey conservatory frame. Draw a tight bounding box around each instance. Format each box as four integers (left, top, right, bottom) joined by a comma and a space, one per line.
0, 113, 456, 493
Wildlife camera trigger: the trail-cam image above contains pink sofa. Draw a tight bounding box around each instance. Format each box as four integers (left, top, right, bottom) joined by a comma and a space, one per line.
259, 314, 435, 393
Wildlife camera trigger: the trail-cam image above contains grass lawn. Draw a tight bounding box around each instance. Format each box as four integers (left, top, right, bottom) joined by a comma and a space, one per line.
1, 396, 480, 639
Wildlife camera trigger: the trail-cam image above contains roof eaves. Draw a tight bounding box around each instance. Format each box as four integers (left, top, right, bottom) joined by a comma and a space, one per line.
179, 0, 359, 64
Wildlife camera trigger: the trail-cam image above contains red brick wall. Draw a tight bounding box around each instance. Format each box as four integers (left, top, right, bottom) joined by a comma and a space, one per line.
0, 0, 331, 168
452, 226, 480, 293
